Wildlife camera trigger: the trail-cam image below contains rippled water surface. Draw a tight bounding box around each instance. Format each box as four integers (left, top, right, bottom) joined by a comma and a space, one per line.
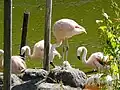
0, 0, 120, 71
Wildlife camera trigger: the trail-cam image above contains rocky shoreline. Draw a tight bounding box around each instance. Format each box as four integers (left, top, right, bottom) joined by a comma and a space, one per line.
0, 65, 87, 90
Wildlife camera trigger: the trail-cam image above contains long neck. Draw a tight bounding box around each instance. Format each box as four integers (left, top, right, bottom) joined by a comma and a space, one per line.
25, 46, 34, 59
49, 41, 62, 62
81, 47, 87, 64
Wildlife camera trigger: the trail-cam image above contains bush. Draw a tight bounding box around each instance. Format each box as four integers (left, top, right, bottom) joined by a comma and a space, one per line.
96, 0, 120, 89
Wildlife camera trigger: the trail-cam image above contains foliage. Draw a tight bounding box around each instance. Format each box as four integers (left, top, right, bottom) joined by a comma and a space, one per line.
96, 0, 120, 89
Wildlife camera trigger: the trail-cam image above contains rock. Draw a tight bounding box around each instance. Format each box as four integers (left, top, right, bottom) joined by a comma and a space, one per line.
0, 73, 22, 89
12, 68, 48, 90
11, 74, 22, 86
12, 78, 82, 90
0, 73, 22, 86
19, 68, 48, 81
46, 66, 87, 88
38, 82, 82, 90
0, 73, 3, 85
12, 78, 45, 90
86, 74, 103, 86
12, 80, 82, 90
0, 65, 87, 90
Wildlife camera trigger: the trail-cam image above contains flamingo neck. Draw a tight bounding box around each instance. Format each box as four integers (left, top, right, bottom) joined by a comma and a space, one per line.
25, 46, 34, 59
54, 40, 62, 48
82, 47, 87, 64
49, 41, 62, 62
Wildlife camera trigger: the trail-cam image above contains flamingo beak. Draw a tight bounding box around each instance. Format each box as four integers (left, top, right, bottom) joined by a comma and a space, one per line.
82, 28, 87, 34
84, 30, 87, 34
96, 58, 104, 65
80, 26, 87, 34
77, 56, 80, 60
20, 69, 26, 73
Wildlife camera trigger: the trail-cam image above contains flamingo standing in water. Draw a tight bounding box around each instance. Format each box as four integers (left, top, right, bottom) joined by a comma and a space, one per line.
50, 18, 87, 61
21, 40, 61, 68
0, 49, 27, 74
76, 46, 108, 70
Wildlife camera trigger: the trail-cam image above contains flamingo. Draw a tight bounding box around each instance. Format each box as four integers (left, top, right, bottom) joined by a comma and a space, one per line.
0, 49, 27, 74
20, 40, 61, 68
76, 46, 108, 70
50, 18, 87, 61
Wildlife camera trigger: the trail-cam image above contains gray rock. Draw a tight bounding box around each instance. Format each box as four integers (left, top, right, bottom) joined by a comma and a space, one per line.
46, 66, 87, 88
11, 74, 22, 86
0, 73, 22, 89
19, 68, 48, 81
37, 82, 82, 90
12, 78, 45, 90
12, 80, 82, 90
0, 66, 87, 90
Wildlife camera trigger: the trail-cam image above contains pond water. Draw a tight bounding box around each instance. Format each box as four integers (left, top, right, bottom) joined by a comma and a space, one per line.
0, 0, 120, 71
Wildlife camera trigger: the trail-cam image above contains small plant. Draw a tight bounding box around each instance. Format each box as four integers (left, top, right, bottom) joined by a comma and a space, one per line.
96, 0, 120, 89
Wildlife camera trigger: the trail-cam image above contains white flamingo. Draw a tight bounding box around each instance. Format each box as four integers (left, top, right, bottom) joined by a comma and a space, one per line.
0, 49, 27, 74
21, 40, 61, 68
77, 46, 106, 70
50, 18, 87, 61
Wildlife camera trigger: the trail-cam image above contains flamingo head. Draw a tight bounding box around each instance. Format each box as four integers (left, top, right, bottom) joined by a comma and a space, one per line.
77, 46, 86, 60
21, 46, 30, 56
21, 47, 26, 55
74, 25, 87, 35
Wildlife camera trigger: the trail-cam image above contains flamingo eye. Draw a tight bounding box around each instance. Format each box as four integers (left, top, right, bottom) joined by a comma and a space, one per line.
75, 26, 80, 28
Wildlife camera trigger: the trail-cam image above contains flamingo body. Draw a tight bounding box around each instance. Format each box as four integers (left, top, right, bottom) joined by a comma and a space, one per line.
0, 49, 27, 74
31, 40, 45, 59
11, 56, 27, 74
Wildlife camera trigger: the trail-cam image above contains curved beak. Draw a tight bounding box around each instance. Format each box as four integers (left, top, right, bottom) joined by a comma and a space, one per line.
81, 27, 87, 34
84, 30, 87, 34
82, 28, 87, 34
77, 56, 80, 60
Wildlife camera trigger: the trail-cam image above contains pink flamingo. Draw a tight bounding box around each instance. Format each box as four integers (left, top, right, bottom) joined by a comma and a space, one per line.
21, 40, 61, 68
77, 46, 106, 70
50, 19, 87, 61
0, 49, 27, 74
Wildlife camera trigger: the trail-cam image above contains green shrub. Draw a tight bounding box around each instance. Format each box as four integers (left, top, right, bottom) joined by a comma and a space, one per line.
96, 0, 120, 89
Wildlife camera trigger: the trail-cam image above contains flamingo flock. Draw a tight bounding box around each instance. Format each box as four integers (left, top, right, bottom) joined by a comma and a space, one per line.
1, 18, 108, 74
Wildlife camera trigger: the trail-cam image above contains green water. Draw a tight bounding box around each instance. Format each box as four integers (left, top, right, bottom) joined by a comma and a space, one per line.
0, 0, 120, 72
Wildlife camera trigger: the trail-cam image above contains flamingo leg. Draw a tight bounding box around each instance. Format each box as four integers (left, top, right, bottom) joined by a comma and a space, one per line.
65, 38, 69, 61
62, 38, 69, 61
62, 41, 65, 61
